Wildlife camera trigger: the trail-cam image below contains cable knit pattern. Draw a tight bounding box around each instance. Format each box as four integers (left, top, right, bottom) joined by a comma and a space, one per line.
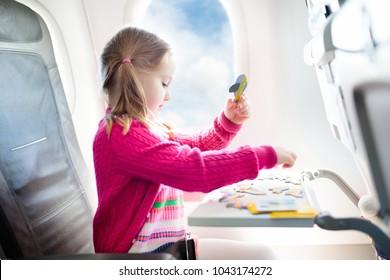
172, 112, 242, 150
92, 109, 277, 253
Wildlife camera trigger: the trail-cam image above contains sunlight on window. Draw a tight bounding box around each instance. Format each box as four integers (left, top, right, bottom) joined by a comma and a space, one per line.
139, 0, 233, 129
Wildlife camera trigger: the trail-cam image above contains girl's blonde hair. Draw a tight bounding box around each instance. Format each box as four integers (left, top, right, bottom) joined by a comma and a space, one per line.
101, 26, 170, 136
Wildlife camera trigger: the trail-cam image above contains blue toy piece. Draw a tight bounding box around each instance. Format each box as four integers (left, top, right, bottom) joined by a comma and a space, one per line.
229, 74, 247, 101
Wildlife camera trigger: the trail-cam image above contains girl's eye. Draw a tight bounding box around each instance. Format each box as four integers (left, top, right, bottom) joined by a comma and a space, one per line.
162, 82, 168, 88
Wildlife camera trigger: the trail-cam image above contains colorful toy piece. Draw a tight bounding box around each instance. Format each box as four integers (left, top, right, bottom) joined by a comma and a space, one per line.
235, 187, 266, 195
218, 192, 244, 202
234, 183, 266, 195
285, 188, 304, 198
269, 187, 289, 194
226, 201, 247, 209
229, 74, 247, 101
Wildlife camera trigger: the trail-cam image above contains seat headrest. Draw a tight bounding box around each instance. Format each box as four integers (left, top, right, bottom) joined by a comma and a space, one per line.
0, 0, 42, 42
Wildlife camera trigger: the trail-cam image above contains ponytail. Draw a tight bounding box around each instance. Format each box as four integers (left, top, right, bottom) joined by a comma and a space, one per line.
100, 26, 171, 137
105, 60, 148, 136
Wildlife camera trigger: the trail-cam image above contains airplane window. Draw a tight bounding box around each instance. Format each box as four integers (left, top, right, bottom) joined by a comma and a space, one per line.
139, 0, 233, 129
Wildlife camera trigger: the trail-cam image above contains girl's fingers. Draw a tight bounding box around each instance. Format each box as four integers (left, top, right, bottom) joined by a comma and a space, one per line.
235, 103, 251, 115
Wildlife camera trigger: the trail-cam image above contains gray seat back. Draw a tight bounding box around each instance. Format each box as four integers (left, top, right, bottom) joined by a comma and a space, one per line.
355, 83, 390, 219
0, 0, 94, 257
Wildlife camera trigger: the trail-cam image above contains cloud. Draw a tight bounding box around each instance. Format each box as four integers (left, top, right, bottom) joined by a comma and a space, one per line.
138, 0, 233, 128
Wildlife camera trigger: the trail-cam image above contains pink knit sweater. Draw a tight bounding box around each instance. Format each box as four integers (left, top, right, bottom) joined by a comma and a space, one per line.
92, 110, 277, 253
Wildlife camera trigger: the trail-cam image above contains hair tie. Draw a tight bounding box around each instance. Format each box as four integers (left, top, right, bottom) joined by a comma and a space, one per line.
121, 58, 132, 64
105, 113, 114, 121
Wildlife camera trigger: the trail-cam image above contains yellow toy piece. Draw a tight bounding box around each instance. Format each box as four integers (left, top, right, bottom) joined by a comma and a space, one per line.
229, 74, 248, 101
269, 202, 318, 218
246, 201, 318, 218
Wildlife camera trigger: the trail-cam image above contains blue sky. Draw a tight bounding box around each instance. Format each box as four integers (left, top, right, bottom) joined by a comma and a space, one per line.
139, 0, 234, 128
172, 0, 230, 37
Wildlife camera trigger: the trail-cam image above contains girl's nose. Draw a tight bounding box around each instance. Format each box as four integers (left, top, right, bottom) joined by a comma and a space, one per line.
164, 92, 171, 102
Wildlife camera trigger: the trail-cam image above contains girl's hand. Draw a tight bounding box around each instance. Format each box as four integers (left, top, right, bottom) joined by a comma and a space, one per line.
274, 147, 297, 168
224, 95, 251, 125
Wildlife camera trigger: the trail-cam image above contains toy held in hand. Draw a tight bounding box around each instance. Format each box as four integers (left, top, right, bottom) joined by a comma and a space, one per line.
229, 74, 248, 101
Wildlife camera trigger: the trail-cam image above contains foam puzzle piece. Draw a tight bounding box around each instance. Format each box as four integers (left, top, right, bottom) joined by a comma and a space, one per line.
229, 74, 247, 101
269, 187, 289, 194
285, 189, 304, 198
269, 202, 318, 218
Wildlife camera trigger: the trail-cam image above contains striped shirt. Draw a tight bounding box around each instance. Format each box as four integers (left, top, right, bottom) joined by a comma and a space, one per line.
128, 185, 186, 253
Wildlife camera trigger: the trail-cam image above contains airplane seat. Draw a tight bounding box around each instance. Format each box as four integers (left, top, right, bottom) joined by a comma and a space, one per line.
354, 82, 390, 259
0, 0, 173, 260
0, 0, 95, 258
303, 0, 390, 258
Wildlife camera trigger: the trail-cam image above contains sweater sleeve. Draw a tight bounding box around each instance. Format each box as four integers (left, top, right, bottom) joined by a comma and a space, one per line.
172, 111, 242, 151
109, 121, 277, 193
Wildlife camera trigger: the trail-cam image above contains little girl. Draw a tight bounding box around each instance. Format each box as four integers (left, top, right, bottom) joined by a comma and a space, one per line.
93, 26, 297, 259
